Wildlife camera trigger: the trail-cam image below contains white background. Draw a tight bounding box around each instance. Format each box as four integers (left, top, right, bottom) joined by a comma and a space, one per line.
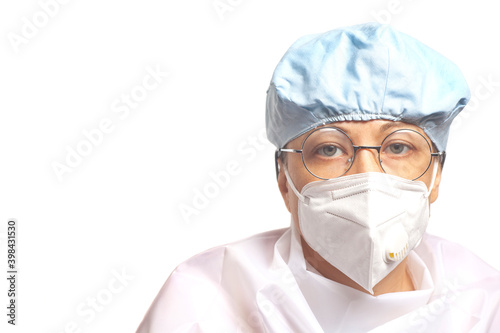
0, 0, 499, 332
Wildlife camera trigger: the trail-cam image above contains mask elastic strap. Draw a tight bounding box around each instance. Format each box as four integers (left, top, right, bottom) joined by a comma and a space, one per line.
425, 159, 439, 198
283, 167, 308, 204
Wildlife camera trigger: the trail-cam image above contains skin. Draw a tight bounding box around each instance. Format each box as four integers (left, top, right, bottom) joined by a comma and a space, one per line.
277, 120, 442, 296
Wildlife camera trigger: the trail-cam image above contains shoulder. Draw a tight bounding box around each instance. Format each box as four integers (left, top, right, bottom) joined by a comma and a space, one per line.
176, 227, 288, 272
418, 233, 500, 283
136, 228, 289, 332
416, 233, 500, 331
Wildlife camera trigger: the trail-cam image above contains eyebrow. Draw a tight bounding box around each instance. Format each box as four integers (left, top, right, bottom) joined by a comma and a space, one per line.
379, 122, 405, 132
329, 121, 407, 135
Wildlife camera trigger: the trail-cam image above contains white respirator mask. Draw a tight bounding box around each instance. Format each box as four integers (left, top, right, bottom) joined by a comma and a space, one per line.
284, 165, 437, 294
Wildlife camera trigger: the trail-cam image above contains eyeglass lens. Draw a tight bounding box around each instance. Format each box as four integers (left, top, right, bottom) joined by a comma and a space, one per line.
301, 128, 433, 180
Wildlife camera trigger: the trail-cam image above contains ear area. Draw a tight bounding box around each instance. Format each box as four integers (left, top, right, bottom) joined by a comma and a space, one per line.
277, 159, 292, 213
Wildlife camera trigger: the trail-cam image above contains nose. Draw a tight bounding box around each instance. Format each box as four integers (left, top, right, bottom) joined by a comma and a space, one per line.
347, 148, 384, 175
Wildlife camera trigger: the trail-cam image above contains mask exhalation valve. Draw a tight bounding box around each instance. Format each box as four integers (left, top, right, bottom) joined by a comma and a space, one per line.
384, 224, 409, 263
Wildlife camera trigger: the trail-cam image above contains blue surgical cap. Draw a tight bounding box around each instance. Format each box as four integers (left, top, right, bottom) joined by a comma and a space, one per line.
266, 23, 470, 152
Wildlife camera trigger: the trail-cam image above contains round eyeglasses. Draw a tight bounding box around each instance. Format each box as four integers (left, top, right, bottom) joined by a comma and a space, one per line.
276, 127, 445, 181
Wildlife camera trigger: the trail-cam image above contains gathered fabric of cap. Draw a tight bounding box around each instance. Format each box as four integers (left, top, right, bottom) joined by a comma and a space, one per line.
265, 23, 470, 152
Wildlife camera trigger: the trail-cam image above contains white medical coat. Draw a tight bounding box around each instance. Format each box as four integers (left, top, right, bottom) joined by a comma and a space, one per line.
137, 226, 500, 332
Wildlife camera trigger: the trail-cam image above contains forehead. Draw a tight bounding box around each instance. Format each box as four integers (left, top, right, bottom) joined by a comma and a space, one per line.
287, 120, 431, 147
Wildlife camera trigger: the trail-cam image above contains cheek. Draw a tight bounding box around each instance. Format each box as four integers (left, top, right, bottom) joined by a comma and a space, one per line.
286, 182, 302, 230
421, 164, 439, 191
287, 182, 299, 215
286, 159, 318, 228
421, 174, 433, 191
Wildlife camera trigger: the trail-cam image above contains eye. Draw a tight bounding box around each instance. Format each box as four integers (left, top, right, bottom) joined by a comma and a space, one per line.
316, 145, 343, 157
386, 143, 411, 155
